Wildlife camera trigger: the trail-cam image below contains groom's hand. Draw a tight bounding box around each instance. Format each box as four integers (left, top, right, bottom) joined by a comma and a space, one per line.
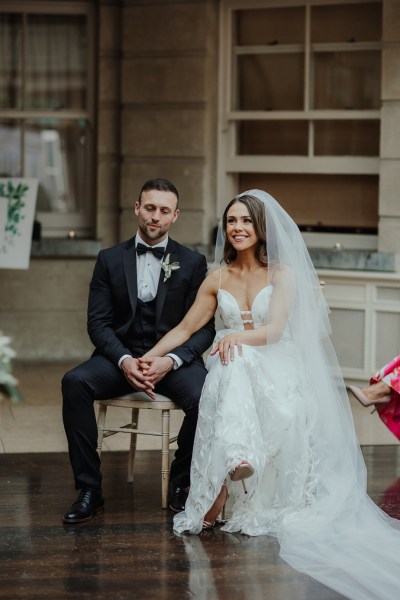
138, 356, 174, 386
120, 357, 156, 399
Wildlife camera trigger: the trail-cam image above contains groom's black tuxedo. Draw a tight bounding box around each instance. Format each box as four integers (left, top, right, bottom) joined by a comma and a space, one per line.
87, 236, 214, 365
62, 236, 215, 493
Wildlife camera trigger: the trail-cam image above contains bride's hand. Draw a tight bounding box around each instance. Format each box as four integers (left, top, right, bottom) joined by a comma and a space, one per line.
210, 334, 243, 365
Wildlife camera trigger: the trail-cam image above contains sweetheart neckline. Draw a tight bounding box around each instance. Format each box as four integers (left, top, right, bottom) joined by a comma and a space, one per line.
218, 285, 272, 314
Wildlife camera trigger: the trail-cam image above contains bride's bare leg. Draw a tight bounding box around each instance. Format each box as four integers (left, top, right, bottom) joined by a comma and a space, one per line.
203, 482, 228, 529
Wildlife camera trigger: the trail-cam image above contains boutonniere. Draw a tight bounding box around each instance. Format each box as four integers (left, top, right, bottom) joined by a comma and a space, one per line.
161, 253, 180, 282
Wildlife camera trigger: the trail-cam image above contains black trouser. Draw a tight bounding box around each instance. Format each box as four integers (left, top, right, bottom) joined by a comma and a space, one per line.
62, 354, 207, 492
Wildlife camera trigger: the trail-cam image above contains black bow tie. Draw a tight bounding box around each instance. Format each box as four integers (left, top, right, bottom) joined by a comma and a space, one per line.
136, 242, 165, 260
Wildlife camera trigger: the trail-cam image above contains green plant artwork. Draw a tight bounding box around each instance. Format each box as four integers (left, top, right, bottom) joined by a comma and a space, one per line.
0, 180, 29, 254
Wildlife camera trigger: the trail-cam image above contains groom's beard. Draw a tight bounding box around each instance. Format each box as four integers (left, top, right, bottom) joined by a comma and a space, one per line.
139, 221, 169, 242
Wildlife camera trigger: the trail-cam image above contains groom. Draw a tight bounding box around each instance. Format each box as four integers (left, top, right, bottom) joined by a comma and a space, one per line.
62, 178, 215, 523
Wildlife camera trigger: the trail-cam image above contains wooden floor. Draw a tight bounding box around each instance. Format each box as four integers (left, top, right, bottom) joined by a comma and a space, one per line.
1, 447, 399, 600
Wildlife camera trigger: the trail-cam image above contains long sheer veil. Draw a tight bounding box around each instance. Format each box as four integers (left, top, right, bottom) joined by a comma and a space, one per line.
214, 190, 400, 600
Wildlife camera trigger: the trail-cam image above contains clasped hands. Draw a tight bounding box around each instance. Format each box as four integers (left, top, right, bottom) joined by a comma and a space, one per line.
121, 333, 243, 399
121, 355, 173, 400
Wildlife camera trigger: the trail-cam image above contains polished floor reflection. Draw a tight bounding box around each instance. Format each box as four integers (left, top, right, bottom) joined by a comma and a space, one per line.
0, 448, 399, 599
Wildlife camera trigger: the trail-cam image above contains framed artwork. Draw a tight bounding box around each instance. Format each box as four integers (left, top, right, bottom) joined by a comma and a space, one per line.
0, 179, 38, 270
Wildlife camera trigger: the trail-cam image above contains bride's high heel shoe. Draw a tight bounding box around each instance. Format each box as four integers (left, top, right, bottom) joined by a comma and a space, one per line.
349, 385, 391, 413
230, 460, 254, 493
202, 482, 228, 530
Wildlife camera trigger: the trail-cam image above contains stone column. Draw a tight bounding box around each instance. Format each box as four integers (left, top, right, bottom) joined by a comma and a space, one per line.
378, 0, 400, 256
119, 0, 218, 245
96, 0, 122, 248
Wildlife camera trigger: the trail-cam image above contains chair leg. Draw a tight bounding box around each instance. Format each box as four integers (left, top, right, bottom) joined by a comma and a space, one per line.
96, 404, 108, 455
161, 409, 171, 509
127, 408, 139, 483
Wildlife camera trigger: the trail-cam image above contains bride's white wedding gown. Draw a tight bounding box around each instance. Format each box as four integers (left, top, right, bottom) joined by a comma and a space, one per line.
174, 284, 318, 535
173, 189, 400, 600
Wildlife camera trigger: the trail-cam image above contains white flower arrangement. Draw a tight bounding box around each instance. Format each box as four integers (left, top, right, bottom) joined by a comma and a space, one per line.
0, 332, 21, 402
161, 253, 180, 282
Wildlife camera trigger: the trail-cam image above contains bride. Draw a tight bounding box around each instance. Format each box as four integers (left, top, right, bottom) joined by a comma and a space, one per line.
141, 190, 400, 600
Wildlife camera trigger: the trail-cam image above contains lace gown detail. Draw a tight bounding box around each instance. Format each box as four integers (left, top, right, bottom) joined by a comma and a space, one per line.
173, 286, 318, 535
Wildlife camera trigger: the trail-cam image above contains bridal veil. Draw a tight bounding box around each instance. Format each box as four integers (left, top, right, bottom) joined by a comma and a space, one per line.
213, 189, 400, 600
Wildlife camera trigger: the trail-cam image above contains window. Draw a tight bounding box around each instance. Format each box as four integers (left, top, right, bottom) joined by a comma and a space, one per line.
0, 2, 95, 237
218, 1, 382, 244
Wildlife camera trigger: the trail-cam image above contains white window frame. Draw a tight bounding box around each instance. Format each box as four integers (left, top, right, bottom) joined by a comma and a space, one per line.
217, 0, 382, 249
0, 1, 96, 238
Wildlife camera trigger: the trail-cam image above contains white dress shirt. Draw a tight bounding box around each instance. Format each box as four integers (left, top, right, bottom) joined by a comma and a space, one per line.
136, 234, 166, 302
118, 232, 182, 370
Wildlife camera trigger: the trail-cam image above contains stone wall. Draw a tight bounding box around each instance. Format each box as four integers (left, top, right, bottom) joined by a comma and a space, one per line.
0, 259, 96, 360
378, 0, 400, 253
118, 0, 219, 245
0, 0, 219, 361
1, 0, 400, 363
97, 0, 122, 249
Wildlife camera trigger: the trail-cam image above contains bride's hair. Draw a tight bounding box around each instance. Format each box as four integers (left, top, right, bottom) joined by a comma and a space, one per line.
222, 194, 268, 266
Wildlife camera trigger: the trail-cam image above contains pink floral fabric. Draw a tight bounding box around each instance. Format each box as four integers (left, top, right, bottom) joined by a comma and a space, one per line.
371, 355, 400, 441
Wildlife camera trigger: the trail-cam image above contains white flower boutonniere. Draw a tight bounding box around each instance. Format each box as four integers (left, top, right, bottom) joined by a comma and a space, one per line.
161, 253, 180, 282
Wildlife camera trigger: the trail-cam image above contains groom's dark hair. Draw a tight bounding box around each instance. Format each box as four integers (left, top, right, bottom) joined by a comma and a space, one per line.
138, 178, 179, 206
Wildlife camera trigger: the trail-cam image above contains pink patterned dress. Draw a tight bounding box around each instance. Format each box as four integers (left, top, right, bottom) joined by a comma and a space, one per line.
371, 355, 400, 441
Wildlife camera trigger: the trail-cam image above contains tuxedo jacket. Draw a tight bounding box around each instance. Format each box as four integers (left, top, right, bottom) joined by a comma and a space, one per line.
87, 236, 215, 366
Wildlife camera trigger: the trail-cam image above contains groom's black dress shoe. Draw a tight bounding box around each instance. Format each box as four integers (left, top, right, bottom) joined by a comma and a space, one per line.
63, 488, 104, 524
169, 486, 188, 513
